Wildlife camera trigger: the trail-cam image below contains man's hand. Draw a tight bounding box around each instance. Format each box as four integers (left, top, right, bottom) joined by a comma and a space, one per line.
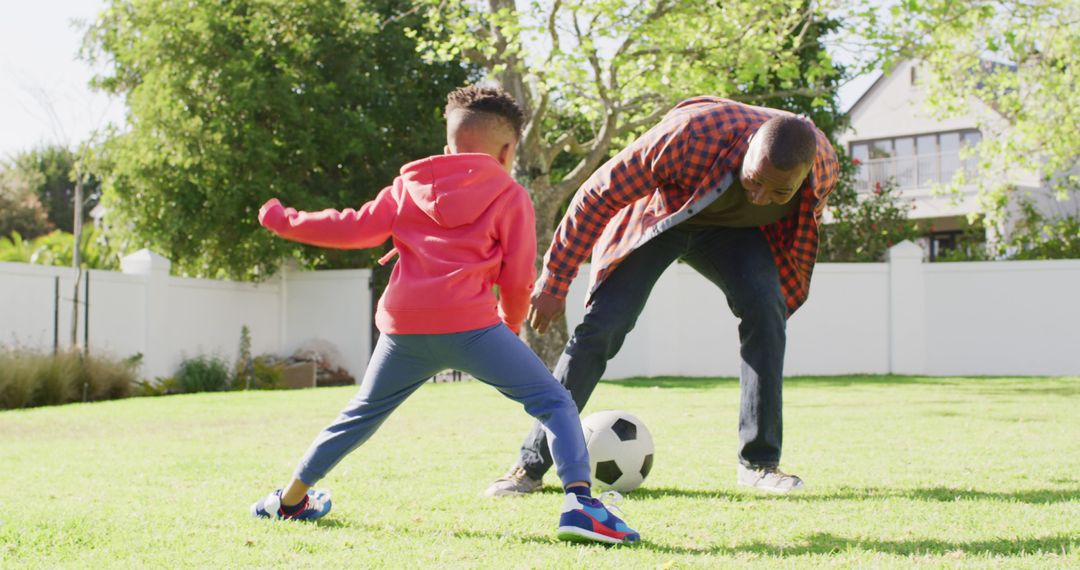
527, 290, 565, 334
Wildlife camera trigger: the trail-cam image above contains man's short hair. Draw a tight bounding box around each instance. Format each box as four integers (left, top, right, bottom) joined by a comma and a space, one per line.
757, 116, 818, 171
445, 85, 525, 141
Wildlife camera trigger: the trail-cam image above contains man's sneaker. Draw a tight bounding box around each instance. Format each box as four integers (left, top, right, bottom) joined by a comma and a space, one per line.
251, 488, 332, 521
483, 465, 542, 497
737, 464, 805, 493
557, 491, 640, 545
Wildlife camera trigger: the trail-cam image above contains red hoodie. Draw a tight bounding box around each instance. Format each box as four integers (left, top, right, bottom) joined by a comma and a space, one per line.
259, 153, 536, 335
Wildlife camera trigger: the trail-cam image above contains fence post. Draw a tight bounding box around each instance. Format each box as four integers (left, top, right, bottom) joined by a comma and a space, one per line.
887, 241, 926, 375
121, 249, 172, 380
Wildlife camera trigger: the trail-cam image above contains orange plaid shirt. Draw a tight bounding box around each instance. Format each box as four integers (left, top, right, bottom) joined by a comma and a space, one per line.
539, 97, 839, 316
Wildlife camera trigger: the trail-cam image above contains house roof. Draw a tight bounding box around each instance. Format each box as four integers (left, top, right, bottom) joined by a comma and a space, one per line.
845, 69, 888, 117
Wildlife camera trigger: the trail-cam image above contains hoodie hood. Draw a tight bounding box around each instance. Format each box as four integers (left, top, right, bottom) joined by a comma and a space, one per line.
399, 154, 517, 228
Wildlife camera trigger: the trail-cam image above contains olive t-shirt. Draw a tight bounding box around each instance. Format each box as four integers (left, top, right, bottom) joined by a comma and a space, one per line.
682, 177, 800, 227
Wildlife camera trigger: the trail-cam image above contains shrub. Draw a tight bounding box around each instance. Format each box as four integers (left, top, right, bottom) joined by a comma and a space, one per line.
231, 326, 284, 390
34, 352, 80, 405
250, 355, 284, 390
0, 165, 52, 240
1001, 199, 1080, 260
78, 353, 139, 401
819, 177, 922, 262
0, 226, 123, 270
133, 376, 182, 397
0, 348, 139, 410
174, 354, 232, 394
0, 351, 37, 409
233, 325, 254, 390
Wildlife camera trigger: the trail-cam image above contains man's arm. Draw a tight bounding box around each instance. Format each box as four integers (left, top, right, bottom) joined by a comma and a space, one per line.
810, 133, 841, 221
536, 114, 701, 301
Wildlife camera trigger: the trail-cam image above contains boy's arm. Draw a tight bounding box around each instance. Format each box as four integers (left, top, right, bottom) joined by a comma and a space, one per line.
494, 187, 537, 335
258, 185, 398, 249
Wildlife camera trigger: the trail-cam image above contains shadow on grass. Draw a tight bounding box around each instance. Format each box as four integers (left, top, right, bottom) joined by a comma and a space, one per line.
320, 520, 1076, 558
608, 375, 1080, 392
641, 532, 1078, 557
448, 524, 1078, 557
607, 377, 738, 389
630, 483, 1080, 505
311, 499, 1077, 558
609, 376, 958, 390
969, 384, 1080, 398
543, 485, 1080, 505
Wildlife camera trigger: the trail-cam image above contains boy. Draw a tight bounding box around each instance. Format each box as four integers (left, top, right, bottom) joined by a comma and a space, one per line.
251, 85, 639, 545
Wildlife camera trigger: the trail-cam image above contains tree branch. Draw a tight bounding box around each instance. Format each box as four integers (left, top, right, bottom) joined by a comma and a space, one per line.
730, 87, 833, 102
487, 0, 531, 116
553, 110, 620, 200
614, 102, 670, 138
790, 4, 815, 52
573, 9, 610, 107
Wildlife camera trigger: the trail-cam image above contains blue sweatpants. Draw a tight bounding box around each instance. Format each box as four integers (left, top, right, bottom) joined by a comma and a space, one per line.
293, 323, 592, 488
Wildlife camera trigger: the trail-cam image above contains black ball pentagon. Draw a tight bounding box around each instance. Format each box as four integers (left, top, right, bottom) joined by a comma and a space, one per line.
610, 418, 637, 442
595, 460, 623, 485
640, 453, 654, 478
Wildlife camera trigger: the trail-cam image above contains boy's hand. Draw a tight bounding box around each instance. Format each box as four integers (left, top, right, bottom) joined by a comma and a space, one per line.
259, 198, 287, 231
527, 291, 565, 334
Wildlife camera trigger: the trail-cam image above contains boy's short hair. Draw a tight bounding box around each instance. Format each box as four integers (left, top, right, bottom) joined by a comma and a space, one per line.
445, 85, 526, 141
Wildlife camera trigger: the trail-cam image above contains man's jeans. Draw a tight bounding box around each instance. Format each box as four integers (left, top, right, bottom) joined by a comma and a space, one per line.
518, 225, 787, 478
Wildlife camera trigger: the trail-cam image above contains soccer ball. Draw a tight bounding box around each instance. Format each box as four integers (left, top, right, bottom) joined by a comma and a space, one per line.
581, 410, 654, 493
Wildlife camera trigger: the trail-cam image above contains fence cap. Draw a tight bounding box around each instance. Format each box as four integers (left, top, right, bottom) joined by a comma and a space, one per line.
120, 249, 172, 275
887, 240, 924, 261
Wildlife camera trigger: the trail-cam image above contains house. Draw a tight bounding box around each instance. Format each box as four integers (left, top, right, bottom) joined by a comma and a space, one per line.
837, 59, 1076, 260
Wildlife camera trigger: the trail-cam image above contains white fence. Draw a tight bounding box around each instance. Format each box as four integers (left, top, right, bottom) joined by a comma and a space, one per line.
566, 241, 1080, 378
0, 250, 371, 380
2, 242, 1078, 381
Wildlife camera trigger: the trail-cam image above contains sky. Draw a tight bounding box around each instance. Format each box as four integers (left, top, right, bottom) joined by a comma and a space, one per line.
0, 0, 125, 160
0, 1, 878, 161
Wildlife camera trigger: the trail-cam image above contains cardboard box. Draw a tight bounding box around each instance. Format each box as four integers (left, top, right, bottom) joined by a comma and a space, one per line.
281, 361, 317, 389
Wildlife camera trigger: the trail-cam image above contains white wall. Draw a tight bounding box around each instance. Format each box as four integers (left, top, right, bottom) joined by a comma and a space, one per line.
923, 261, 1080, 376
281, 267, 371, 381
563, 242, 1080, 378
2, 243, 1077, 380
0, 262, 72, 349
0, 250, 371, 381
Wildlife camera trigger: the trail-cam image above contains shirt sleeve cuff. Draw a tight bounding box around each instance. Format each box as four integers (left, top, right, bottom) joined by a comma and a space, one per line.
538, 270, 573, 300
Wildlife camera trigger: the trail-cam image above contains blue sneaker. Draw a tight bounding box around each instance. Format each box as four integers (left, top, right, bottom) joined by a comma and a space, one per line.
250, 488, 332, 521
557, 491, 640, 545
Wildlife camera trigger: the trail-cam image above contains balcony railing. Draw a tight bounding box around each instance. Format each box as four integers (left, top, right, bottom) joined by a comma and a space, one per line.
855, 152, 975, 193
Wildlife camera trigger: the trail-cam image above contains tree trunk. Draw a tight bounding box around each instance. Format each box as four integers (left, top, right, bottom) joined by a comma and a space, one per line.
519, 174, 571, 370
70, 167, 84, 349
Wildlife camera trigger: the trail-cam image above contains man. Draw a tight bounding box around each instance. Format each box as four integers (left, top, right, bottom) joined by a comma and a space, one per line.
485, 96, 839, 496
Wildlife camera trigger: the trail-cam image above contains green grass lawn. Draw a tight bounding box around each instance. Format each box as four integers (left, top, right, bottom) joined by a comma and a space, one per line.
1, 375, 1078, 568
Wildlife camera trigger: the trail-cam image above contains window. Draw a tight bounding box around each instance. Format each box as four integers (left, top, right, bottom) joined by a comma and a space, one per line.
939, 132, 961, 183
851, 142, 870, 191
870, 140, 893, 159
963, 131, 982, 175
916, 135, 938, 187
849, 130, 980, 192
894, 138, 916, 189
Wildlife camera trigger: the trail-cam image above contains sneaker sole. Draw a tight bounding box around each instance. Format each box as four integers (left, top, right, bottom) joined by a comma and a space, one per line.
557, 526, 636, 545
483, 483, 541, 497
737, 480, 806, 494
484, 489, 536, 497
